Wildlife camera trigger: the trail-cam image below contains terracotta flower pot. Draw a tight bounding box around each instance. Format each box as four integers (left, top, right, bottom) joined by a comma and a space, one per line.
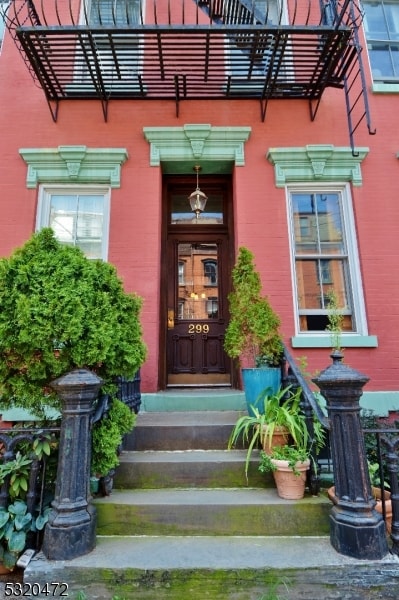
261, 425, 290, 455
372, 486, 392, 535
271, 458, 310, 500
0, 561, 13, 574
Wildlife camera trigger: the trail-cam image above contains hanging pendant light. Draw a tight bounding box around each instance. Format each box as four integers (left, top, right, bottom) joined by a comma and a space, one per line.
188, 165, 208, 220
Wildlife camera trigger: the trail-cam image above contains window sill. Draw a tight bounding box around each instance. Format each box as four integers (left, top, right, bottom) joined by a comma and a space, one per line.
371, 82, 399, 94
291, 334, 378, 348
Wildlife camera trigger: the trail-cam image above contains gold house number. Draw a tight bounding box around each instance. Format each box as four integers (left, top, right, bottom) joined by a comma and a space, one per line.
188, 324, 210, 334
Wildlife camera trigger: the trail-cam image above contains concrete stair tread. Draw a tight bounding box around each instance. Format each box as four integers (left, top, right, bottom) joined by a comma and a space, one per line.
135, 410, 244, 426
28, 536, 397, 571
119, 449, 257, 463
95, 487, 330, 505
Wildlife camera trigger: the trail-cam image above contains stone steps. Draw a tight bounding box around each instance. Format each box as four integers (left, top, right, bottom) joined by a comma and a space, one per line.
95, 487, 331, 537
124, 410, 243, 450
23, 400, 397, 598
114, 449, 268, 488
24, 536, 399, 599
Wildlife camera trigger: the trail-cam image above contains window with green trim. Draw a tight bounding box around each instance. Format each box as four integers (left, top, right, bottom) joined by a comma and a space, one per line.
36, 185, 110, 260
288, 185, 367, 336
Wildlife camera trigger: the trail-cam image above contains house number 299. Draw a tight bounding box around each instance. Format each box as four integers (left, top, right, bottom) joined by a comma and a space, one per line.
188, 324, 210, 334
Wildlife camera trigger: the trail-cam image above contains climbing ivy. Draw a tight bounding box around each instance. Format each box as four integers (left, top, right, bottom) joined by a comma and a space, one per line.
0, 228, 147, 415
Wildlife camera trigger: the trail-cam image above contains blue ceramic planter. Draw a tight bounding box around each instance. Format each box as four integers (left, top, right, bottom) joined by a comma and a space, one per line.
242, 368, 281, 416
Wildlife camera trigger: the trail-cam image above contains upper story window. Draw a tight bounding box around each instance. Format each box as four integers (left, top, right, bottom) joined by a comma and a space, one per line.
363, 0, 399, 82
288, 187, 366, 336
203, 260, 218, 286
36, 186, 110, 260
0, 2, 9, 53
229, 0, 285, 82
82, 0, 141, 86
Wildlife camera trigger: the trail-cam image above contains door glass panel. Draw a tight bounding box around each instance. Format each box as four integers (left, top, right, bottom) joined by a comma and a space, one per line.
171, 193, 224, 224
177, 242, 218, 320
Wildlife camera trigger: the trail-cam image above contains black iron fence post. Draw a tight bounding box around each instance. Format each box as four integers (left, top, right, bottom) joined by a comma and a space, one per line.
381, 435, 399, 554
42, 369, 102, 560
313, 351, 388, 559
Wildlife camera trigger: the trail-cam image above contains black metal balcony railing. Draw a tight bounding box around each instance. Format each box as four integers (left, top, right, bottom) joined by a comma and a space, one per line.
0, 1, 373, 151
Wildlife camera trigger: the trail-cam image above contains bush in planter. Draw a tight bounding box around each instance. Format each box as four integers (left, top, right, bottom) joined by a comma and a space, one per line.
224, 246, 283, 368
0, 228, 147, 416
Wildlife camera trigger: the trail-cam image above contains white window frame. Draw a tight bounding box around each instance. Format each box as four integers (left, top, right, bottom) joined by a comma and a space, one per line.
363, 0, 399, 84
286, 183, 368, 340
0, 2, 9, 54
36, 184, 111, 261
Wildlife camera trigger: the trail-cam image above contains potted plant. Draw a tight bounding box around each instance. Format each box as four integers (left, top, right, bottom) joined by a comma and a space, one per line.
228, 385, 307, 481
91, 397, 136, 496
224, 247, 283, 415
258, 408, 325, 499
258, 445, 310, 500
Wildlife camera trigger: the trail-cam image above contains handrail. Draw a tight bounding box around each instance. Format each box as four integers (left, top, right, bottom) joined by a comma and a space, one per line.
281, 344, 330, 495
282, 344, 330, 429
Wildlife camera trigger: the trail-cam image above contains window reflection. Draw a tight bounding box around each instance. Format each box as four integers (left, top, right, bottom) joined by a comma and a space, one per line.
171, 193, 223, 224
177, 243, 218, 320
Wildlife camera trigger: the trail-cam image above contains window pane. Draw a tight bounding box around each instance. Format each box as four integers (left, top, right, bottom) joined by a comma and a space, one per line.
293, 193, 344, 256
89, 0, 139, 25
364, 3, 388, 38
368, 44, 395, 78
296, 259, 350, 311
48, 194, 104, 259
385, 2, 399, 39
177, 243, 218, 320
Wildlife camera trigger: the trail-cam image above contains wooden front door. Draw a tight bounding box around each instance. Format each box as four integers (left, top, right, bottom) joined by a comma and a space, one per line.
163, 177, 232, 387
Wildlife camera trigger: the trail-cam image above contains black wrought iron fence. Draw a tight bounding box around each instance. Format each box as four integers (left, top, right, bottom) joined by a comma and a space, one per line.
362, 422, 399, 555
0, 426, 60, 564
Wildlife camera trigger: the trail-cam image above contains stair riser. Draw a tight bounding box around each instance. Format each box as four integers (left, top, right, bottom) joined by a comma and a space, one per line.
24, 563, 399, 600
114, 460, 270, 489
124, 424, 234, 451
141, 393, 246, 412
95, 502, 330, 537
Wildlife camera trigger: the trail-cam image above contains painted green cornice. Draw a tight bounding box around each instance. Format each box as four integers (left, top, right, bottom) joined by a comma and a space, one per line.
19, 146, 128, 188
143, 124, 251, 168
267, 145, 369, 187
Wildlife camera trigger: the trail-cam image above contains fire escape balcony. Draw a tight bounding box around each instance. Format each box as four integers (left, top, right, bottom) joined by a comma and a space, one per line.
1, 1, 373, 150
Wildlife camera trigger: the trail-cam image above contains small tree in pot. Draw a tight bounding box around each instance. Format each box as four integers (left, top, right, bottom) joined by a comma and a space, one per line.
224, 246, 283, 414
